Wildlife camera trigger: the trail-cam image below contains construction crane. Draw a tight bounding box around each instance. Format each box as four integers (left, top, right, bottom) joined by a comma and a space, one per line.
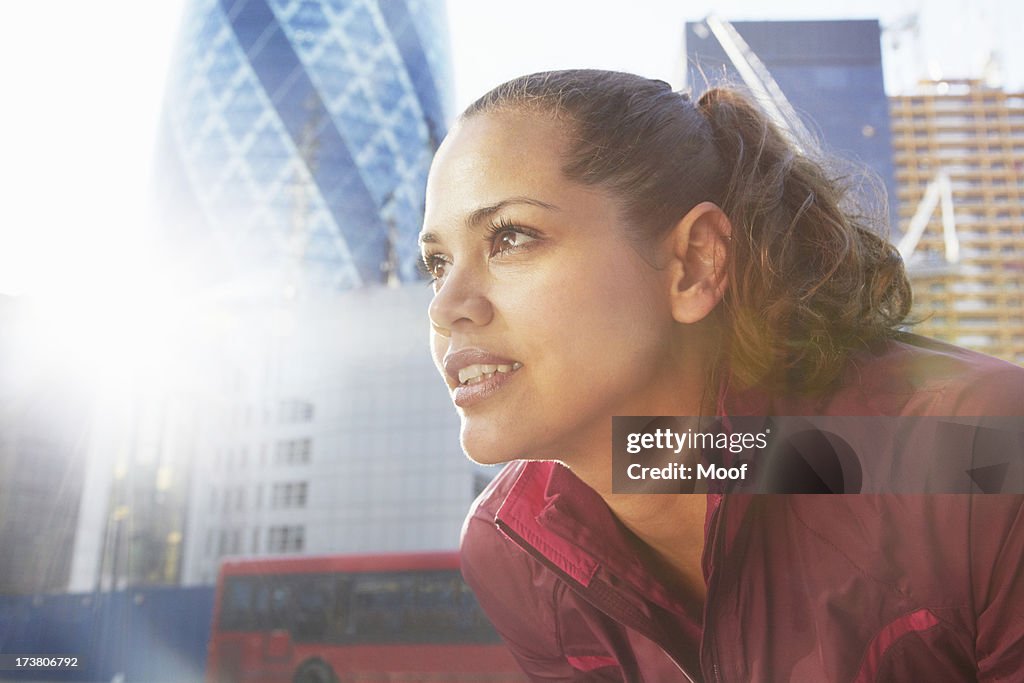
703, 15, 814, 151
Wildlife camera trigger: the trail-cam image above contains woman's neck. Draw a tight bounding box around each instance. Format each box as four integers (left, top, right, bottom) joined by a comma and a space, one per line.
568, 441, 711, 607
559, 327, 719, 606
609, 489, 710, 605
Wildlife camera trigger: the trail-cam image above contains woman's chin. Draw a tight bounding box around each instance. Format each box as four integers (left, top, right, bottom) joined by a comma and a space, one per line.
463, 450, 519, 467
460, 439, 522, 466
459, 423, 528, 466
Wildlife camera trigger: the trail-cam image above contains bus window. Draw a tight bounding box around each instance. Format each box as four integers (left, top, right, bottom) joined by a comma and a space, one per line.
289, 574, 333, 642
220, 576, 259, 630
407, 572, 459, 639
267, 581, 292, 631
349, 574, 405, 641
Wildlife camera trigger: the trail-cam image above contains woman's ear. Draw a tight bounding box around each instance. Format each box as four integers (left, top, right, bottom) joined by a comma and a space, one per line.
665, 202, 732, 324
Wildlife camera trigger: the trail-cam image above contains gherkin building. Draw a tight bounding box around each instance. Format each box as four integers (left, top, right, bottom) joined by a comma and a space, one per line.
160, 0, 453, 291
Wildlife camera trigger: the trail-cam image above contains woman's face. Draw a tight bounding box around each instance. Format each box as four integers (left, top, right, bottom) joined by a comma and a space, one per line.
421, 110, 698, 466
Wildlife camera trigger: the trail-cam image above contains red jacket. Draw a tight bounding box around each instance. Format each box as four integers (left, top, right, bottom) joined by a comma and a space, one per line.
461, 336, 1024, 682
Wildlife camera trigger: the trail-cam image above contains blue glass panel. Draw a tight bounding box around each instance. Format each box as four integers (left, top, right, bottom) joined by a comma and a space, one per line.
373, 66, 405, 108
307, 42, 357, 101
197, 6, 225, 45
377, 0, 445, 143
206, 42, 244, 92
304, 229, 337, 261
357, 137, 397, 201
223, 77, 265, 142
193, 129, 232, 185
345, 3, 379, 46
222, 0, 387, 284
267, 186, 297, 220
246, 124, 292, 185
392, 100, 425, 169
338, 7, 383, 80
293, 0, 329, 32
169, 0, 450, 288
183, 89, 215, 135
332, 83, 379, 147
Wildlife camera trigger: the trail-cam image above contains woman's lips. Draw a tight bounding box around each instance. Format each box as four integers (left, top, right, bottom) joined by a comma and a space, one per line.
443, 348, 523, 408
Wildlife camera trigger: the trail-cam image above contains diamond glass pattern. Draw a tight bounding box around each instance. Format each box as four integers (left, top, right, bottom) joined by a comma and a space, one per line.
162, 0, 451, 291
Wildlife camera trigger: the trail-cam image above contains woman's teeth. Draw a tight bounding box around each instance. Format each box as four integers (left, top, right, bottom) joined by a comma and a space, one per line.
458, 362, 523, 385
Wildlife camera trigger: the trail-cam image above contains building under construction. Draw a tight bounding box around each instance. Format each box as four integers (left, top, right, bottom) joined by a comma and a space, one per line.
890, 80, 1024, 365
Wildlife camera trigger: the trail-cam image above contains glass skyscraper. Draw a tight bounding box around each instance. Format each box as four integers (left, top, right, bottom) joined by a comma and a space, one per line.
69, 0, 464, 592
685, 19, 899, 230
161, 0, 452, 291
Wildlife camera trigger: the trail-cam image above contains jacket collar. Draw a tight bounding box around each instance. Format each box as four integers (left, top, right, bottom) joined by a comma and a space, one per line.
496, 460, 713, 618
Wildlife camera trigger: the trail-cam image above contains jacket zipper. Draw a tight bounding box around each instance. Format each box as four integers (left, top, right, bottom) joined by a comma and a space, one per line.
702, 495, 728, 683
668, 652, 698, 683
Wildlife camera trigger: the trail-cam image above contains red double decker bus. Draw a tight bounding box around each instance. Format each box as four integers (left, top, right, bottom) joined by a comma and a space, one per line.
206, 552, 525, 682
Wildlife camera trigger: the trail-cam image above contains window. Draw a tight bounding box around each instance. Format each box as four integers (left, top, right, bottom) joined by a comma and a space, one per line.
348, 571, 501, 644
267, 525, 305, 553
217, 570, 502, 644
278, 399, 315, 423
275, 438, 312, 464
271, 482, 309, 509
219, 573, 333, 638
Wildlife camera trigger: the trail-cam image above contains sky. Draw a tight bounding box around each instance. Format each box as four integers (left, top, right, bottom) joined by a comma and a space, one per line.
447, 0, 1024, 111
0, 2, 185, 298
0, 0, 1020, 298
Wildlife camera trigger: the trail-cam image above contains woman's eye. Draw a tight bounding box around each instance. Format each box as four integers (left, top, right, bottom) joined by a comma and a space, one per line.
490, 228, 536, 256
420, 254, 451, 282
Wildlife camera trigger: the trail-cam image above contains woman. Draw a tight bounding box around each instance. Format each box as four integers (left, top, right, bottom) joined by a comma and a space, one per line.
419, 70, 1024, 681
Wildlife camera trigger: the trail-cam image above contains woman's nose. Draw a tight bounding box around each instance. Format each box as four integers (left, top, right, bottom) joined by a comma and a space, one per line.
428, 265, 494, 337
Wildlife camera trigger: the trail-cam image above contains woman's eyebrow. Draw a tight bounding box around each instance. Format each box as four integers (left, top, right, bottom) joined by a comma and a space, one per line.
464, 196, 560, 226
419, 196, 560, 247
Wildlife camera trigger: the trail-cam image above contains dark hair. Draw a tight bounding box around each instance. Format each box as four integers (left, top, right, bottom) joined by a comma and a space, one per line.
463, 69, 912, 394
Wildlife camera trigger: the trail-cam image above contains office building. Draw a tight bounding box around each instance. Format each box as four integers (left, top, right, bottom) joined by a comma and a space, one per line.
69, 0, 475, 590
177, 288, 488, 585
890, 80, 1024, 363
685, 19, 899, 227
0, 297, 91, 594
158, 0, 452, 291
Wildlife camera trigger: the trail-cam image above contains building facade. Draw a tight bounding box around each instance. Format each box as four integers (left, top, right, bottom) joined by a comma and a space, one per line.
178, 288, 489, 586
684, 19, 899, 229
890, 80, 1024, 364
69, 0, 470, 591
0, 297, 91, 595
159, 0, 452, 291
